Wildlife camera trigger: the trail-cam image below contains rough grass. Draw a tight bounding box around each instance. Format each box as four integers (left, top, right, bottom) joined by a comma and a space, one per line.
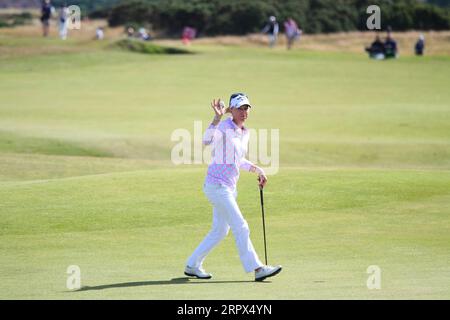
1, 19, 450, 56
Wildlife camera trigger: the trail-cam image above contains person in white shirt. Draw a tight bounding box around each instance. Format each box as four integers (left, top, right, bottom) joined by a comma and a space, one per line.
58, 6, 69, 40
96, 27, 104, 40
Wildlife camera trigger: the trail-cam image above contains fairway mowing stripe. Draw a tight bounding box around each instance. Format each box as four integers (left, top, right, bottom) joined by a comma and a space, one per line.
280, 166, 450, 172
0, 167, 203, 187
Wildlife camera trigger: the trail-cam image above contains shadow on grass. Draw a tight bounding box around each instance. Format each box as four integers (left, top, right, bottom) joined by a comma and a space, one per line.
75, 277, 263, 292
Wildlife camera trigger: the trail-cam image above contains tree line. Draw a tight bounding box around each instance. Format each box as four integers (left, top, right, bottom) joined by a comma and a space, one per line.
101, 0, 450, 35
92, 0, 450, 35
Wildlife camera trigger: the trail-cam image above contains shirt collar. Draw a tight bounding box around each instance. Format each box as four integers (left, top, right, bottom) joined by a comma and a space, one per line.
228, 117, 247, 133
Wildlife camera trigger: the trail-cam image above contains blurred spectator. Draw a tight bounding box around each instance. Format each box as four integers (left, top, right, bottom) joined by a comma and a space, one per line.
365, 34, 385, 60
40, 0, 52, 37
182, 26, 196, 45
96, 27, 104, 40
284, 18, 302, 50
415, 34, 425, 56
127, 27, 135, 38
58, 6, 69, 40
262, 16, 279, 48
384, 32, 398, 58
138, 27, 151, 41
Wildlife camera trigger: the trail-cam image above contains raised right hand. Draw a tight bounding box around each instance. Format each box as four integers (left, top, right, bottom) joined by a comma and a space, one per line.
211, 98, 230, 118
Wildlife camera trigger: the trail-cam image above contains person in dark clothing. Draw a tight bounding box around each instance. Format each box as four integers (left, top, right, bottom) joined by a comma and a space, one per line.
365, 35, 385, 59
384, 33, 398, 58
261, 16, 279, 48
415, 34, 425, 56
40, 0, 52, 37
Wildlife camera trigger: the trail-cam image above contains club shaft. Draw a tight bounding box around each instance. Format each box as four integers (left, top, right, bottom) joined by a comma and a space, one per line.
260, 188, 268, 265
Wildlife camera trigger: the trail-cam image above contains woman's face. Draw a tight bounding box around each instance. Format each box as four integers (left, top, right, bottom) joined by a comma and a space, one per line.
231, 105, 250, 124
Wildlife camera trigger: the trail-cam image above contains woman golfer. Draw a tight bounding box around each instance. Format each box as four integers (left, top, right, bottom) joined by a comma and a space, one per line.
185, 93, 282, 281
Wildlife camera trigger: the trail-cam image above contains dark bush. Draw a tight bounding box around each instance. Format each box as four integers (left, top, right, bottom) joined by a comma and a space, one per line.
50, 0, 121, 14
112, 38, 192, 54
0, 12, 33, 28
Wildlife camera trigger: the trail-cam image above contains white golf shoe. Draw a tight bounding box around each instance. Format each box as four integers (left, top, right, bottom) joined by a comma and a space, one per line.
184, 266, 212, 279
255, 265, 282, 282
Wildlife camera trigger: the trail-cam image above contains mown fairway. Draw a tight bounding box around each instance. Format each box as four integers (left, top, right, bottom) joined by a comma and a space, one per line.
0, 33, 449, 299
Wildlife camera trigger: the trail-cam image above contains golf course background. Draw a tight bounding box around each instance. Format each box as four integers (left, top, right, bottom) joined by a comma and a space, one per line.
1, 24, 450, 299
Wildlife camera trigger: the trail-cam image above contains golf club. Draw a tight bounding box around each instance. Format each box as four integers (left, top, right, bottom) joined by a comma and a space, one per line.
259, 183, 268, 266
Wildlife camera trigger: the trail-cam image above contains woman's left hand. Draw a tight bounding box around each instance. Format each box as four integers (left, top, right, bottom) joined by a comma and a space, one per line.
258, 174, 268, 189
252, 165, 267, 189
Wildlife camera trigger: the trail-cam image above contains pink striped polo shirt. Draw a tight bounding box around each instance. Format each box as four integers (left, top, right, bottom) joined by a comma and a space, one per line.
203, 117, 254, 188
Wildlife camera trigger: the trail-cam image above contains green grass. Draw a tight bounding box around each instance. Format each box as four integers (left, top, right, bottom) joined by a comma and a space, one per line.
0, 35, 449, 299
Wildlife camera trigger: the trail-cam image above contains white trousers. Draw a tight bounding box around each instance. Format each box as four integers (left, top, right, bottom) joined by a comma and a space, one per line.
269, 34, 277, 47
59, 22, 68, 40
187, 183, 263, 273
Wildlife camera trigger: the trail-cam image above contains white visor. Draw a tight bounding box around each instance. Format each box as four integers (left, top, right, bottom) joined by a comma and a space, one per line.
230, 94, 252, 109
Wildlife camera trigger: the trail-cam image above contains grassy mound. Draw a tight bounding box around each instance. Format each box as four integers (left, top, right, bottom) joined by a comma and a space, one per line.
112, 39, 192, 55
0, 131, 112, 158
